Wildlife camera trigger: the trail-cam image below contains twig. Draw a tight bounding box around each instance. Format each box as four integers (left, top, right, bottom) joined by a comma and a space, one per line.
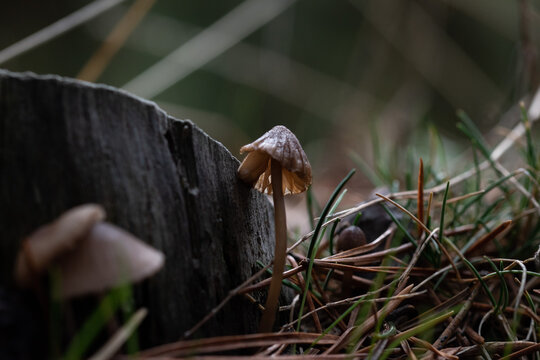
183, 264, 271, 338
0, 0, 128, 64
493, 161, 540, 214
282, 290, 426, 330
310, 270, 346, 331
396, 228, 440, 292
122, 0, 297, 98
77, 0, 157, 82
374, 194, 431, 235
454, 341, 538, 357
464, 220, 513, 256
316, 242, 413, 265
464, 325, 485, 344
287, 256, 322, 332
417, 158, 425, 237
376, 193, 462, 280
89, 308, 147, 360
432, 283, 480, 350
512, 261, 528, 325
238, 264, 305, 294
401, 339, 418, 360
409, 336, 458, 360
438, 190, 485, 205
324, 284, 414, 354
501, 342, 540, 360
138, 332, 340, 357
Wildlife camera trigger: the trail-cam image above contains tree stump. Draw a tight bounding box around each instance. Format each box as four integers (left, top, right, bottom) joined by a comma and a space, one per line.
0, 70, 275, 347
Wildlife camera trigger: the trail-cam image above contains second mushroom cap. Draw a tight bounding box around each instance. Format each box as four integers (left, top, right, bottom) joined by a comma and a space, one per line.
237, 125, 312, 195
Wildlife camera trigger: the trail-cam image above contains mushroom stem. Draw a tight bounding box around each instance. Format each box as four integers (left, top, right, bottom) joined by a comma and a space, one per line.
259, 159, 287, 333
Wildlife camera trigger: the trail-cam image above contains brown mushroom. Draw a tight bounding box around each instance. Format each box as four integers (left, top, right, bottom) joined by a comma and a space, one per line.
238, 125, 312, 195
336, 225, 367, 253
237, 125, 312, 332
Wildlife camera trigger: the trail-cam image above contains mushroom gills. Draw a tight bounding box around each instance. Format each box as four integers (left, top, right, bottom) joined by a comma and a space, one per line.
238, 151, 271, 185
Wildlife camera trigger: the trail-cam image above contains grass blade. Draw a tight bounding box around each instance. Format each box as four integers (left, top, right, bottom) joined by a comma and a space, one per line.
348, 150, 385, 187
520, 102, 538, 171
417, 158, 425, 237
296, 169, 356, 333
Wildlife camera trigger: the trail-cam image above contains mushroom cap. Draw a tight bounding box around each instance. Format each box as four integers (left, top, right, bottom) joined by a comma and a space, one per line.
336, 225, 367, 252
56, 221, 165, 299
237, 125, 312, 195
14, 204, 105, 288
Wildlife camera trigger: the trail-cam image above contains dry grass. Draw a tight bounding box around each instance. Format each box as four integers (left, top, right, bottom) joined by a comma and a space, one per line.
126, 101, 539, 359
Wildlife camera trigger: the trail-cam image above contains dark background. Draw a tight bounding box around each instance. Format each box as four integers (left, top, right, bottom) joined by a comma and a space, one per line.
1, 0, 539, 201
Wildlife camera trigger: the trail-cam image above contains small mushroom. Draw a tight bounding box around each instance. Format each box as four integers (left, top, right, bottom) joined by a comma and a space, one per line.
14, 204, 105, 288
56, 222, 164, 298
238, 125, 312, 332
336, 225, 366, 297
14, 205, 164, 299
336, 225, 367, 253
238, 125, 312, 195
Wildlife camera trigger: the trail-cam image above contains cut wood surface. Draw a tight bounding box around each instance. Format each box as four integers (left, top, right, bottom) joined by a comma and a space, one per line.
0, 70, 275, 346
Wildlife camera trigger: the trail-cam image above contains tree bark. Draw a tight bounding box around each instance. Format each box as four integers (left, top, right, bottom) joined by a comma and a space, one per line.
0, 70, 275, 347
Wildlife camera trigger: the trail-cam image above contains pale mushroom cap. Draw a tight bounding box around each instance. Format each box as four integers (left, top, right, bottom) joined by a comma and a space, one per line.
237, 125, 312, 195
14, 204, 105, 288
57, 222, 165, 298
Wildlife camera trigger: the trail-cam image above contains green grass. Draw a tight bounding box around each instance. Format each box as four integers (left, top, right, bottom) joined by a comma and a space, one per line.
42, 110, 539, 359
63, 284, 137, 360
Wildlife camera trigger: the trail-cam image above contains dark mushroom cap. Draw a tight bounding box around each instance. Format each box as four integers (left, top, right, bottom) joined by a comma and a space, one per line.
336, 225, 367, 252
237, 125, 312, 194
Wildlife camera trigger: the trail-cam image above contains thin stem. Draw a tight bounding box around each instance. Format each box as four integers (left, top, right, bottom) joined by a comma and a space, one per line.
258, 159, 286, 333
77, 0, 157, 82
122, 0, 296, 98
0, 0, 128, 65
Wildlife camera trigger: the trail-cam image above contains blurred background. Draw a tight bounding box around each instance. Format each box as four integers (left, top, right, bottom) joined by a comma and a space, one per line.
1, 0, 539, 225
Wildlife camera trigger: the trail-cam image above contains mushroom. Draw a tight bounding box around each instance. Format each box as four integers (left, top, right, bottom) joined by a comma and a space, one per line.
336, 225, 366, 297
237, 125, 312, 332
14, 204, 106, 288
56, 221, 164, 298
336, 225, 367, 253
14, 205, 164, 299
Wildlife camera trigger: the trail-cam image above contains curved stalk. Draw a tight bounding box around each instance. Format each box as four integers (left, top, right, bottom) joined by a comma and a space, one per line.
259, 159, 287, 333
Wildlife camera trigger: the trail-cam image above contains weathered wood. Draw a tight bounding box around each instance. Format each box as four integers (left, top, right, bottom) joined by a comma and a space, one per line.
0, 70, 275, 346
